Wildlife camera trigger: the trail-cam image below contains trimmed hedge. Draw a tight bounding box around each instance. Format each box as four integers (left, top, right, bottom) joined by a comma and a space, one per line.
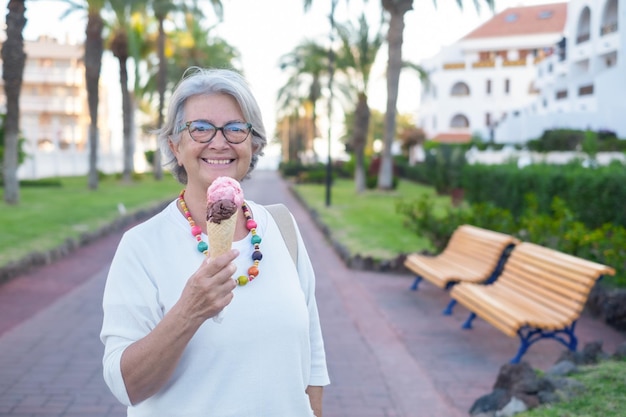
461, 161, 626, 229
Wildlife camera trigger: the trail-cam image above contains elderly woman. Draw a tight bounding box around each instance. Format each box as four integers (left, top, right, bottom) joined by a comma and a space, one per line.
100, 67, 329, 416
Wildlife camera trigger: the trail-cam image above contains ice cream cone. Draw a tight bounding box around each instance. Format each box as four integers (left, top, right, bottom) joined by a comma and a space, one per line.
206, 213, 237, 260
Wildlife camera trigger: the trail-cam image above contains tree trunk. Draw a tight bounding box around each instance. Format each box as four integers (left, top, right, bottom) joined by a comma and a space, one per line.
352, 93, 370, 193
379, 0, 412, 190
154, 16, 166, 180
85, 12, 104, 190
120, 58, 134, 182
110, 29, 134, 182
1, 0, 26, 205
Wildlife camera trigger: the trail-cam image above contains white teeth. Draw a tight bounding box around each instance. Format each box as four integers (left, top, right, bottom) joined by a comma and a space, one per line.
204, 159, 232, 165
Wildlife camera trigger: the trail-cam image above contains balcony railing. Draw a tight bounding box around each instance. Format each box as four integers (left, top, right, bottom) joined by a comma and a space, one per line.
503, 59, 526, 67
601, 23, 618, 36
472, 60, 495, 68
443, 62, 465, 70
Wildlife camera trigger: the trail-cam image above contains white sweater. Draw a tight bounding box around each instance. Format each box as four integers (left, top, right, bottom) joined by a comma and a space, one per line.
100, 200, 330, 417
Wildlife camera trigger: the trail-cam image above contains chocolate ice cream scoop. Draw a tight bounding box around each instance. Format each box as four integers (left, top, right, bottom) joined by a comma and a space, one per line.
207, 199, 237, 224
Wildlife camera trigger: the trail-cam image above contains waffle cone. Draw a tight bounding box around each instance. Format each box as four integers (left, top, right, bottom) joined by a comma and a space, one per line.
206, 213, 237, 260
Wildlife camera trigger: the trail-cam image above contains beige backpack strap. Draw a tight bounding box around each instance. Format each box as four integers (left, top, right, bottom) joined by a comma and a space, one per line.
265, 203, 298, 266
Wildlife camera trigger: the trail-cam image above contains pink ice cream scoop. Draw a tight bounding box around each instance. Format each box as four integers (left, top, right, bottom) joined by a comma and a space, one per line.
207, 176, 244, 206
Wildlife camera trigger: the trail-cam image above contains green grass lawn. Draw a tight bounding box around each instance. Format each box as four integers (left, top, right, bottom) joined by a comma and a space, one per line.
519, 360, 626, 417
0, 174, 182, 268
292, 178, 453, 260
1, 173, 447, 269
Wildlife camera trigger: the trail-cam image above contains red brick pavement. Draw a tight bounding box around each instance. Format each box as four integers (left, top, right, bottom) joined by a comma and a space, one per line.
0, 169, 624, 417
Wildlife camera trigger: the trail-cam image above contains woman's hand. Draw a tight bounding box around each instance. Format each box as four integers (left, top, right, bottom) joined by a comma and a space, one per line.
177, 249, 239, 324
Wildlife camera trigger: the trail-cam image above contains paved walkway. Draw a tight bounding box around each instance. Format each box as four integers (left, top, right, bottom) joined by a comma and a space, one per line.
1, 169, 624, 417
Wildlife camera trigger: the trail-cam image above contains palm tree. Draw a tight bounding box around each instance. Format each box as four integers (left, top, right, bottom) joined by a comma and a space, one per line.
303, 0, 345, 205
378, 0, 494, 189
1, 0, 26, 205
335, 13, 385, 193
84, 0, 106, 190
149, 0, 223, 180
59, 0, 107, 190
168, 12, 238, 78
278, 40, 330, 163
150, 0, 173, 181
108, 0, 142, 182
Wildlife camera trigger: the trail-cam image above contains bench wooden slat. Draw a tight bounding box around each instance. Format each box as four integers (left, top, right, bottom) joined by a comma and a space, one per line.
450, 284, 521, 337
454, 282, 570, 332
511, 252, 602, 288
505, 257, 592, 293
492, 284, 575, 328
498, 277, 582, 319
502, 264, 589, 306
513, 243, 615, 278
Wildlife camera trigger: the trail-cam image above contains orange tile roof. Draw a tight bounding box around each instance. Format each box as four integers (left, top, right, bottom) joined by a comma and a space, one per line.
431, 133, 472, 144
463, 2, 567, 40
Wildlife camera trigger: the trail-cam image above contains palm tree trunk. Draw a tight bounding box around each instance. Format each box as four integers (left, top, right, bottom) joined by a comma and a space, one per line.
118, 56, 134, 182
85, 12, 104, 190
153, 16, 166, 180
353, 94, 370, 193
1, 0, 26, 205
379, 0, 412, 190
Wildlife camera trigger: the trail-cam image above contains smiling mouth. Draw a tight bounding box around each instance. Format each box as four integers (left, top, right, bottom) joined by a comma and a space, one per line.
203, 158, 234, 165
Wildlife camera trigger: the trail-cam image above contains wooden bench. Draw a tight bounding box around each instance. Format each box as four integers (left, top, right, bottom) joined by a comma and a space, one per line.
450, 242, 616, 363
404, 224, 519, 314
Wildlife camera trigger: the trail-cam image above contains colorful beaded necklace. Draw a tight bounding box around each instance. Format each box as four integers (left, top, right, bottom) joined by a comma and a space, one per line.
178, 189, 262, 286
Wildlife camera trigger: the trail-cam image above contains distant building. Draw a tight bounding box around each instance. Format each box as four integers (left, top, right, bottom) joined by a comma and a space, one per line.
418, 0, 625, 145
497, 0, 625, 142
0, 35, 113, 179
418, 2, 568, 144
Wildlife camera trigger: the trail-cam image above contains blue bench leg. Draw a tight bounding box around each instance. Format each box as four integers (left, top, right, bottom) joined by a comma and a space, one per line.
462, 312, 476, 329
442, 299, 457, 315
510, 340, 530, 364
410, 276, 423, 291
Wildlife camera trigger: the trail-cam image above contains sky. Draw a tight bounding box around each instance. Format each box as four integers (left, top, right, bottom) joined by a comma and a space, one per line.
6, 0, 564, 157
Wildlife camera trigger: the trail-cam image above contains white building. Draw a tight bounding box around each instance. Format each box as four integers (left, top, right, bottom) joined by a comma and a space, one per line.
418, 2, 568, 144
0, 36, 117, 179
497, 0, 625, 143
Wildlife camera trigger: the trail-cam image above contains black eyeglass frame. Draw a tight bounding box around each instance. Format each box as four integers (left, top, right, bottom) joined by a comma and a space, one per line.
176, 120, 254, 144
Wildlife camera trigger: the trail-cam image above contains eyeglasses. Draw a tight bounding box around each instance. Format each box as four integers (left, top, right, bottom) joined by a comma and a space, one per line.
176, 120, 253, 144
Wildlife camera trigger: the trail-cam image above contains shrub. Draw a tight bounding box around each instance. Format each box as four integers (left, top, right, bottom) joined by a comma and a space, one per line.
397, 194, 626, 288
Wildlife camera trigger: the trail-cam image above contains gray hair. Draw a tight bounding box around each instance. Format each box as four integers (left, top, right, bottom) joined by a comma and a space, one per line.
156, 67, 267, 184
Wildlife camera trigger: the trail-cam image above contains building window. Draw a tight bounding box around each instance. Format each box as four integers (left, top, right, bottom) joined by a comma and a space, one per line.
576, 7, 592, 44
579, 84, 594, 96
605, 54, 616, 68
450, 114, 470, 128
504, 79, 510, 94
485, 112, 491, 127
479, 51, 493, 61
451, 82, 470, 96
556, 90, 568, 100
538, 10, 553, 19
486, 79, 492, 94
518, 49, 529, 60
